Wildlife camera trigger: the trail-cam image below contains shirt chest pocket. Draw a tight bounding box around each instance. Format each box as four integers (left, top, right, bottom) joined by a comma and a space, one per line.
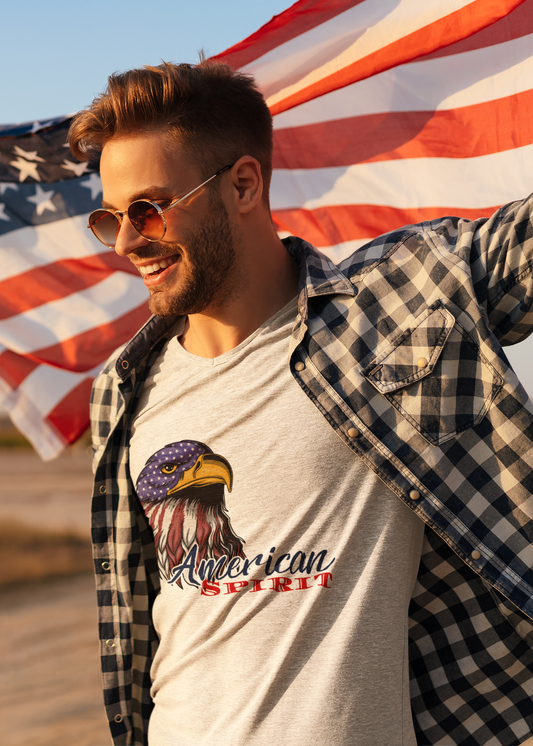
362, 301, 503, 445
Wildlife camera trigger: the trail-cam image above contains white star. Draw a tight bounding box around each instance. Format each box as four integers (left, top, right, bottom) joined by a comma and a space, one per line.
0, 204, 10, 221
80, 172, 102, 200
30, 120, 56, 134
62, 159, 89, 177
13, 145, 45, 162
0, 183, 18, 196
27, 185, 57, 216
10, 157, 41, 182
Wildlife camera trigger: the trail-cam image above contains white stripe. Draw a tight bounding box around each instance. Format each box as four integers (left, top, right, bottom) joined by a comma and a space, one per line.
0, 363, 102, 460
273, 33, 533, 129
242, 0, 479, 107
0, 376, 66, 460
0, 273, 148, 353
270, 144, 533, 211
0, 213, 111, 282
1, 360, 102, 416
16, 363, 101, 417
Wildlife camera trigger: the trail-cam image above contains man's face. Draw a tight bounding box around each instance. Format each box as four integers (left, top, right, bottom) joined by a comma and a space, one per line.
99, 133, 244, 317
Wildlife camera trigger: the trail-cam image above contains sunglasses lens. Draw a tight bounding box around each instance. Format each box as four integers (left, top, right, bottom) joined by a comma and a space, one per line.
88, 210, 120, 247
128, 201, 165, 240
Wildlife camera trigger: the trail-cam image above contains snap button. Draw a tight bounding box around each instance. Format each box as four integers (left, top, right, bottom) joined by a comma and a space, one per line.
294, 361, 305, 372
417, 357, 428, 369
114, 714, 123, 723
347, 427, 360, 438
409, 490, 420, 500
105, 639, 116, 648
101, 561, 110, 571
471, 549, 481, 561
99, 485, 106, 494
121, 360, 129, 370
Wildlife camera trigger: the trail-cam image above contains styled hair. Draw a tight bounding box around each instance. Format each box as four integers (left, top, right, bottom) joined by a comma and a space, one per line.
68, 60, 273, 199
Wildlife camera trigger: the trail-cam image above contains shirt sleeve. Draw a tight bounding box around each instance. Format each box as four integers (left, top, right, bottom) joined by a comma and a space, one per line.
442, 195, 533, 346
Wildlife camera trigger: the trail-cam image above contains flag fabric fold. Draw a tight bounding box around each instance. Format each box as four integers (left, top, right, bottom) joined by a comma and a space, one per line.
213, 0, 528, 114
0, 120, 151, 458
1, 0, 532, 458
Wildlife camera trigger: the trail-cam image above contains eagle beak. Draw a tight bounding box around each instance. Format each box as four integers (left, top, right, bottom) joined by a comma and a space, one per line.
167, 453, 233, 495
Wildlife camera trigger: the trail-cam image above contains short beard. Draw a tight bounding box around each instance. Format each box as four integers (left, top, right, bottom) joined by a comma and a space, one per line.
148, 188, 244, 317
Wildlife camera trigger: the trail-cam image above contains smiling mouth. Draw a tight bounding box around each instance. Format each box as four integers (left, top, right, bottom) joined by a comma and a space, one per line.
138, 255, 179, 277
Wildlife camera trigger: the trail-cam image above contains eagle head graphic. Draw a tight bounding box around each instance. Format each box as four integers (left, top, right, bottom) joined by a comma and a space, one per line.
136, 440, 245, 587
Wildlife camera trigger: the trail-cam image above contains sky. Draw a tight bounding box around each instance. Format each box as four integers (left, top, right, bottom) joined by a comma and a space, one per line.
0, 0, 291, 124
1, 0, 532, 398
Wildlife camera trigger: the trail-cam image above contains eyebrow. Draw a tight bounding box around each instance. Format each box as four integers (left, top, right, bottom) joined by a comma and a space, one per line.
101, 186, 176, 210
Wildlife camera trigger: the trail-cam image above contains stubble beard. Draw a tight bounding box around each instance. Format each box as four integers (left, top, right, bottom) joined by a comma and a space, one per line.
147, 190, 244, 318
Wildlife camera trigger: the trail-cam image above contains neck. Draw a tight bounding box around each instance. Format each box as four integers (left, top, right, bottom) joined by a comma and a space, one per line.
179, 227, 299, 359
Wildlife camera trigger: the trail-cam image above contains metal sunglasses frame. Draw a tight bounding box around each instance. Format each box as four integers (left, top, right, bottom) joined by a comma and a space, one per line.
87, 163, 234, 247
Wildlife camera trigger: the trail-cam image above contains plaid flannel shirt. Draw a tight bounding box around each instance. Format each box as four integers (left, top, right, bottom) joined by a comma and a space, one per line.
91, 194, 533, 746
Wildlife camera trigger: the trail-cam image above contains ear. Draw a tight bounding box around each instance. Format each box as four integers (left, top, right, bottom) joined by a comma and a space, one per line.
228, 156, 263, 214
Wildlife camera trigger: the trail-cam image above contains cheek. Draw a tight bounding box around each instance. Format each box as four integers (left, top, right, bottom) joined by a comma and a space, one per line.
161, 203, 199, 241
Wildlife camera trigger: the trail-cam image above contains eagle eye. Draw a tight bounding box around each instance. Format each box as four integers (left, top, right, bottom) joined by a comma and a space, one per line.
161, 463, 177, 474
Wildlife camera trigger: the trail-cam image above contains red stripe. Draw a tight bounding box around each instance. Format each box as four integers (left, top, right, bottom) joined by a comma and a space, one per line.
0, 350, 39, 389
414, 0, 533, 61
0, 252, 138, 320
0, 203, 498, 390
0, 303, 150, 392
212, 0, 365, 70
45, 377, 93, 447
273, 89, 533, 169
269, 0, 527, 115
23, 302, 151, 373
272, 204, 499, 245
0, 304, 147, 391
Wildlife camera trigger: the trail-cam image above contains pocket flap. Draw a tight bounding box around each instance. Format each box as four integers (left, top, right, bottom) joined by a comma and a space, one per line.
364, 301, 455, 393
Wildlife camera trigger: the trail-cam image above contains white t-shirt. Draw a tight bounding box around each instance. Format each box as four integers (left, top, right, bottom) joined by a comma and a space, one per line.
130, 298, 424, 746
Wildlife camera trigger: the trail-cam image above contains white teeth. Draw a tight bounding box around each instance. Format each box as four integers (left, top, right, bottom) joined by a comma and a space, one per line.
139, 255, 177, 277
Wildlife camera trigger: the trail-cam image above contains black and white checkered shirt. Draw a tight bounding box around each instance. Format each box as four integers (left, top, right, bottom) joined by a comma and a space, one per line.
91, 195, 533, 745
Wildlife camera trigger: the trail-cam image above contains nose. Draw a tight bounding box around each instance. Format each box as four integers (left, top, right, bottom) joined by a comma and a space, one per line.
114, 214, 150, 257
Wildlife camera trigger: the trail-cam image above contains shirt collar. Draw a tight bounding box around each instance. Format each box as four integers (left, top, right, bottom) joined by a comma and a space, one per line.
113, 236, 355, 379
283, 235, 356, 299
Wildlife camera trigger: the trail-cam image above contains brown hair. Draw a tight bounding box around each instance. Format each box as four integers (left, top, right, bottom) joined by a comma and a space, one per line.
68, 60, 273, 199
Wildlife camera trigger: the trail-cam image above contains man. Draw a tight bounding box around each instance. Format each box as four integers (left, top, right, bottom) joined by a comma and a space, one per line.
69, 61, 533, 746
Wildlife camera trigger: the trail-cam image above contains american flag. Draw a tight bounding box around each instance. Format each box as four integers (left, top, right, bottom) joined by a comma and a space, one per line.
1, 0, 531, 459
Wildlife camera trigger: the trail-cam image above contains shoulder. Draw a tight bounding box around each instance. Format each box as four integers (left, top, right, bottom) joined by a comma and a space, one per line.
93, 313, 179, 389
90, 314, 178, 441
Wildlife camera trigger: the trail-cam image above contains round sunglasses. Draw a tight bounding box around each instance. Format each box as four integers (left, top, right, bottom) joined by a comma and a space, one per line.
87, 164, 234, 248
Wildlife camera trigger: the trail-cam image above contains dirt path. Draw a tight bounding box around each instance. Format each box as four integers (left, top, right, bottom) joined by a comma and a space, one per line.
0, 447, 94, 536
0, 575, 110, 746
0, 448, 110, 745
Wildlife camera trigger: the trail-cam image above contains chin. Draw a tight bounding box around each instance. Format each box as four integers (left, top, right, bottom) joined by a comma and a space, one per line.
148, 294, 182, 318
147, 285, 209, 318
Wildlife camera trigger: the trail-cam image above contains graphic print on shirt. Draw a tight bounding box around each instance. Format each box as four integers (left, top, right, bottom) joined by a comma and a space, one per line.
136, 440, 246, 588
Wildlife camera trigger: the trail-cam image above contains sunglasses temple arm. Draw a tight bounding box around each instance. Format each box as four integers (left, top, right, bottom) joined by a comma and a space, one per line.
161, 164, 234, 215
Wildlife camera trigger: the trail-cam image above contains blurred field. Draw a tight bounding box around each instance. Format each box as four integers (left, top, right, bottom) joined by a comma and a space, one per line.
0, 520, 93, 587
0, 420, 93, 536
0, 428, 110, 746
1, 576, 110, 746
